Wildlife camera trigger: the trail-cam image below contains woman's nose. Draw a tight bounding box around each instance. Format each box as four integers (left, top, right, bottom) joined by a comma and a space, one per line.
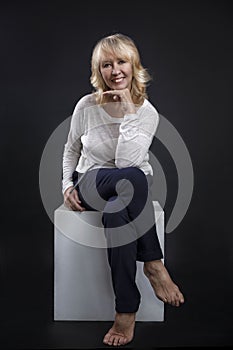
112, 65, 120, 75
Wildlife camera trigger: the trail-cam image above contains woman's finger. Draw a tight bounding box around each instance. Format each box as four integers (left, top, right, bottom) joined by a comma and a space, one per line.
73, 189, 81, 203
69, 199, 86, 211
103, 90, 120, 101
70, 194, 86, 212
102, 89, 133, 107
64, 187, 86, 211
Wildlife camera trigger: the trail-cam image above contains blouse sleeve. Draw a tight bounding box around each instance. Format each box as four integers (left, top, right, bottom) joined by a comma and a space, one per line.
115, 105, 159, 168
62, 100, 84, 194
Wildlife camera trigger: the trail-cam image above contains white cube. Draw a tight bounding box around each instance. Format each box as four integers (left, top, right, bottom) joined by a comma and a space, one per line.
54, 201, 164, 321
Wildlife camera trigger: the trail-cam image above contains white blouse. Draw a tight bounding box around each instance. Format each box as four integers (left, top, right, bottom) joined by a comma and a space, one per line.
62, 93, 159, 194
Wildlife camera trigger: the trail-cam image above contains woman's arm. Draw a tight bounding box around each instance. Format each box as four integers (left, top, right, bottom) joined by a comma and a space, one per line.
115, 106, 159, 168
62, 100, 84, 194
102, 89, 159, 169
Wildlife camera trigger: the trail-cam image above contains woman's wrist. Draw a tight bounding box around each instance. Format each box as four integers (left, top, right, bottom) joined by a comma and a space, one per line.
121, 102, 136, 115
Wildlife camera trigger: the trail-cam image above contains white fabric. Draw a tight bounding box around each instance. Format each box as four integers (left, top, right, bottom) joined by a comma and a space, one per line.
62, 93, 160, 194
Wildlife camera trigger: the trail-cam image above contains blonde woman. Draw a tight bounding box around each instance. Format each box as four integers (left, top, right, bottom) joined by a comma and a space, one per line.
63, 33, 184, 347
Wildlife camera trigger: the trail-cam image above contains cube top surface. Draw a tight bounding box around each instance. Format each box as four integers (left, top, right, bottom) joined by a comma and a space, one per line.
54, 202, 164, 248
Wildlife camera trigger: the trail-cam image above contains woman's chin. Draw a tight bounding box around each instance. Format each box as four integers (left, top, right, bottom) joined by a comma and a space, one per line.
111, 84, 127, 90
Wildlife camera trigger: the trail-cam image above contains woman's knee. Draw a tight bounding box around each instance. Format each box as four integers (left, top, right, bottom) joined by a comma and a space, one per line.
118, 167, 147, 187
117, 167, 149, 199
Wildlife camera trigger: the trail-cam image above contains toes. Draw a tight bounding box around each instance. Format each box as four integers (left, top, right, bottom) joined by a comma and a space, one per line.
180, 294, 185, 304
175, 286, 185, 304
164, 294, 179, 306
120, 336, 130, 346
118, 336, 126, 346
108, 334, 115, 345
166, 295, 172, 304
170, 293, 179, 306
172, 293, 179, 306
103, 332, 111, 344
176, 291, 185, 305
170, 292, 184, 307
113, 335, 120, 346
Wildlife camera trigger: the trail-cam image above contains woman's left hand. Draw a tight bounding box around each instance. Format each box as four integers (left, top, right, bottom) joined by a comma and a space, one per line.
103, 88, 136, 114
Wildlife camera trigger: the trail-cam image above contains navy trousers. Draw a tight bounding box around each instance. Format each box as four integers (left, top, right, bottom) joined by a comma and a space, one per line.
72, 167, 163, 313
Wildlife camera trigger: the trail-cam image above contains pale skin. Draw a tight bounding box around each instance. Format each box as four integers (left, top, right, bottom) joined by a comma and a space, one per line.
64, 54, 185, 347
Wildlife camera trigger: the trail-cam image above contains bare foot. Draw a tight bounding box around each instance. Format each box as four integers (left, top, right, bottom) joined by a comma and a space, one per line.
103, 312, 135, 346
144, 260, 185, 307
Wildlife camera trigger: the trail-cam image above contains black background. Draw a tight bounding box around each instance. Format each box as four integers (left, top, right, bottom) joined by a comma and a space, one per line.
1, 0, 233, 349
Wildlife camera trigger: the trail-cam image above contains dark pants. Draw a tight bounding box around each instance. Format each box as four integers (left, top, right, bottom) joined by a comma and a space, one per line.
72, 167, 163, 313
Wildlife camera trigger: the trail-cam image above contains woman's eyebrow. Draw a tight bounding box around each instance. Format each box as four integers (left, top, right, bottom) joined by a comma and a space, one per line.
102, 57, 126, 63
101, 59, 113, 65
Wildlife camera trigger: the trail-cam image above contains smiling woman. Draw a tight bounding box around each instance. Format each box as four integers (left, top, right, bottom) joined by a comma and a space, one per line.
62, 33, 184, 347
90, 33, 151, 106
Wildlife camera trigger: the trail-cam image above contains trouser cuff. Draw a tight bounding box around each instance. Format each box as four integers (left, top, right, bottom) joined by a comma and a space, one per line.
137, 250, 163, 262
115, 300, 140, 313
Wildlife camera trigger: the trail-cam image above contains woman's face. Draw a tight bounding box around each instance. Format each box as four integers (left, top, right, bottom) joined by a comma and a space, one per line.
99, 53, 133, 91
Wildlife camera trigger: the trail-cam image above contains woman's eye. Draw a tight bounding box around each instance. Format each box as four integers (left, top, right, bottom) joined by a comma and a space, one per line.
103, 63, 111, 68
119, 60, 125, 64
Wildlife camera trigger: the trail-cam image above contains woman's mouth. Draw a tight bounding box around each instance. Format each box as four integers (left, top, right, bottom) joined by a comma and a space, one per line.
111, 77, 124, 83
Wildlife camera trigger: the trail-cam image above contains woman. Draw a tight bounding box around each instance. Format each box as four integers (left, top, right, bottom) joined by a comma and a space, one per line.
62, 33, 184, 347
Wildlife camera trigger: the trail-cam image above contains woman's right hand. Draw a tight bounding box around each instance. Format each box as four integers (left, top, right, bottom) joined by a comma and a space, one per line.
64, 186, 86, 212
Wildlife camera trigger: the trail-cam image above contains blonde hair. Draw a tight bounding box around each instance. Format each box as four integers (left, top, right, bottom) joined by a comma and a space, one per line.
90, 33, 152, 105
